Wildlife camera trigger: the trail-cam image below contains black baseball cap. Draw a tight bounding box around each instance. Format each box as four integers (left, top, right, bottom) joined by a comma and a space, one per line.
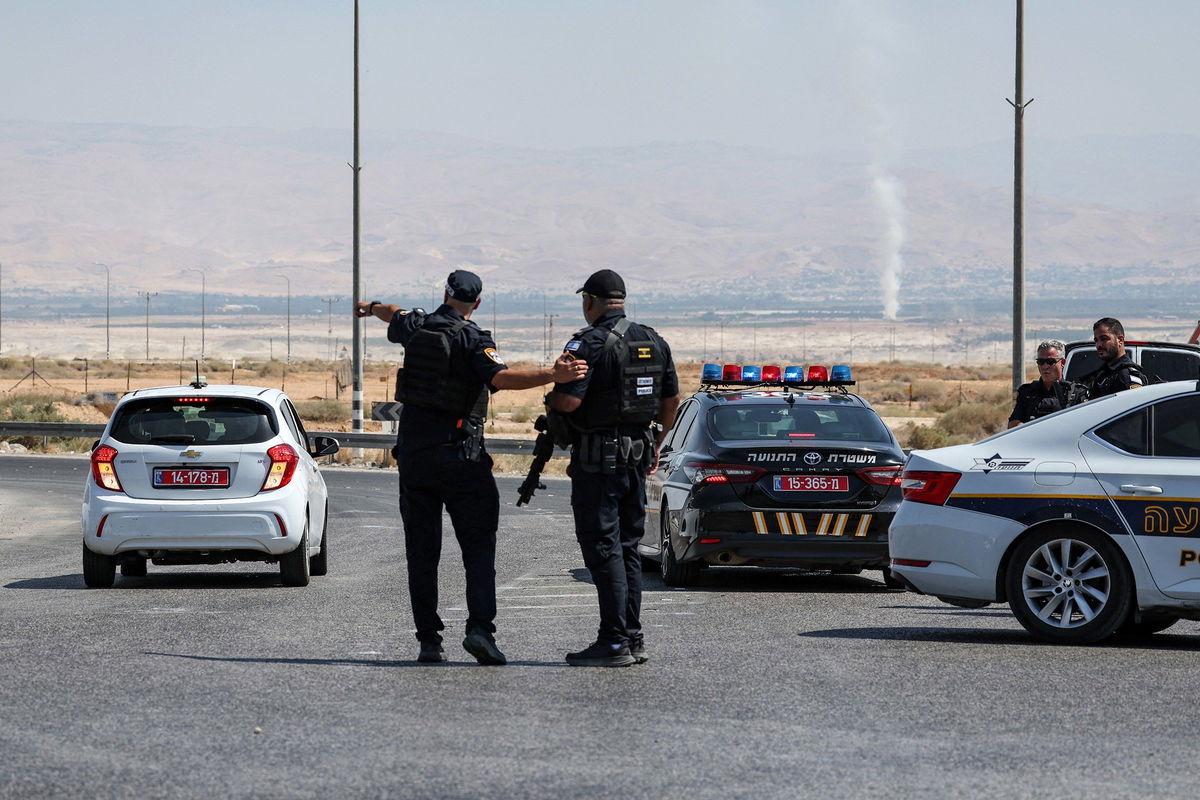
576, 269, 626, 299
445, 269, 483, 302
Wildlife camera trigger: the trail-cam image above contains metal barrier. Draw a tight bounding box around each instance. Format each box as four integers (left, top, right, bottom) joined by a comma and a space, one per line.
0, 421, 567, 457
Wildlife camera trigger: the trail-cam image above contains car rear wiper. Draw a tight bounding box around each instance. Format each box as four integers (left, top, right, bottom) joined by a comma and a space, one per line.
148, 435, 196, 445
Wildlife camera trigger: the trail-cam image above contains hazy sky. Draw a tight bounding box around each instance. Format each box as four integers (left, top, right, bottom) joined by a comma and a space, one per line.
4, 0, 1199, 155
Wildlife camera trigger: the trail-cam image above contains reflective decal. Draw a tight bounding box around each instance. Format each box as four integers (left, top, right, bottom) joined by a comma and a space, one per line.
971, 453, 1034, 474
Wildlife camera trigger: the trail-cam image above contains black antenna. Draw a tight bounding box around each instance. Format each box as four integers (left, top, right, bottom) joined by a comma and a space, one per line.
190, 360, 207, 390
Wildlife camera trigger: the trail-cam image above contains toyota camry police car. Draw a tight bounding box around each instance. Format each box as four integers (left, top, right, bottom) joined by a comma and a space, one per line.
890, 379, 1200, 643
641, 363, 905, 586
81, 381, 339, 588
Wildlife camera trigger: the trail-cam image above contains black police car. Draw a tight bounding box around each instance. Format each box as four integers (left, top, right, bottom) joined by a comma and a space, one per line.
641, 363, 905, 586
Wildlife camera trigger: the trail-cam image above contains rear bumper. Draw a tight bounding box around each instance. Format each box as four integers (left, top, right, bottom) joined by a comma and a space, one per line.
680, 506, 893, 568
684, 535, 889, 569
81, 485, 307, 557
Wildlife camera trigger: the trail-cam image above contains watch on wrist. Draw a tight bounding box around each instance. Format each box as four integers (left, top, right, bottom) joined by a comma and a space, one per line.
368, 301, 381, 315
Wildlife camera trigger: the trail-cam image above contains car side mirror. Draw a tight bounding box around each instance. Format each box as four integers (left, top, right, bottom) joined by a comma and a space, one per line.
310, 435, 340, 458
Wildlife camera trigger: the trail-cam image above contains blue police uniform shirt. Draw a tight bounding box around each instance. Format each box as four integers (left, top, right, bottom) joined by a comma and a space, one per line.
388, 304, 508, 452
554, 309, 678, 431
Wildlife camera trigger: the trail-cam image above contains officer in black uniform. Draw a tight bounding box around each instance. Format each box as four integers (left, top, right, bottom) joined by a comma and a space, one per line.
547, 269, 680, 667
1008, 339, 1070, 427
1081, 317, 1148, 401
356, 270, 586, 665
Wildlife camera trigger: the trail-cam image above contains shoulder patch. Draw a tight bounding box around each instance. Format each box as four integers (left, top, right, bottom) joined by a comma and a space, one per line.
564, 340, 582, 352
484, 347, 505, 364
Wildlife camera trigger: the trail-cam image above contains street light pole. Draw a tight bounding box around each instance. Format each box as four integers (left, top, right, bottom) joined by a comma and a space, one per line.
94, 262, 111, 358
278, 274, 291, 363
186, 267, 206, 359
1008, 0, 1033, 393
137, 290, 158, 360
350, 0, 364, 433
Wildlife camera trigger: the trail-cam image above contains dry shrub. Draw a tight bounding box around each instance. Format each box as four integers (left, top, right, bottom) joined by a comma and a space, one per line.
295, 399, 347, 423
510, 406, 539, 424
936, 401, 1009, 439
899, 423, 951, 450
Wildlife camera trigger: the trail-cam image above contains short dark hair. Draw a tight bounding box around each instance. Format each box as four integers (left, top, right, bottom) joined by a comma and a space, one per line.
1093, 317, 1125, 338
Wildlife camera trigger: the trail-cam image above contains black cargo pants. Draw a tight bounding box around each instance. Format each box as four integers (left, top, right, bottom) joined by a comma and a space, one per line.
397, 444, 500, 644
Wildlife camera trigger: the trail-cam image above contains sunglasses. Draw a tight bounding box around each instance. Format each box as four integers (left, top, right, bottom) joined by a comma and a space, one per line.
1035, 358, 1062, 366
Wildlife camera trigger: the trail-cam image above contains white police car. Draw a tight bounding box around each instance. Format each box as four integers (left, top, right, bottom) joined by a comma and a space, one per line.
890, 379, 1200, 643
643, 363, 906, 586
82, 382, 339, 588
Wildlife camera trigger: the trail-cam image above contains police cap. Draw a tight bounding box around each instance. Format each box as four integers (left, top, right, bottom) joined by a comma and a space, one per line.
576, 269, 626, 299
446, 269, 483, 302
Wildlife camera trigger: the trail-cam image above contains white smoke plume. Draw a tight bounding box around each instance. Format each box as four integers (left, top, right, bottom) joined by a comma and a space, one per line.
841, 0, 908, 320
873, 172, 904, 320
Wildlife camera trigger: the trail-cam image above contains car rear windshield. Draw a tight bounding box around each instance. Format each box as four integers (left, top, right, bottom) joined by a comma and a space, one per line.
707, 404, 892, 442
109, 397, 278, 445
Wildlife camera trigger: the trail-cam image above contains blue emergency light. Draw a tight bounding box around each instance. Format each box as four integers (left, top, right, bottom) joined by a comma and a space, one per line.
701, 363, 722, 382
783, 366, 804, 383
741, 365, 761, 382
831, 364, 853, 382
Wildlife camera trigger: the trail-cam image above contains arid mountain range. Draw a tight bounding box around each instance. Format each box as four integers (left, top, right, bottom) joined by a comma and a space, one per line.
2, 120, 1198, 316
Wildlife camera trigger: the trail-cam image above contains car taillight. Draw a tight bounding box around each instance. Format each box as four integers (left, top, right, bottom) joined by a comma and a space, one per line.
858, 465, 903, 487
261, 444, 299, 491
90, 445, 123, 492
683, 462, 766, 485
900, 470, 961, 505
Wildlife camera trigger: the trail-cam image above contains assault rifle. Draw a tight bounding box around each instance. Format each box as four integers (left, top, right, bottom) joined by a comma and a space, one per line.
516, 415, 556, 507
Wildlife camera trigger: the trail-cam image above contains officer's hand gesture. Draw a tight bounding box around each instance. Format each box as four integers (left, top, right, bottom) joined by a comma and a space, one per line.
552, 354, 588, 383
353, 301, 375, 318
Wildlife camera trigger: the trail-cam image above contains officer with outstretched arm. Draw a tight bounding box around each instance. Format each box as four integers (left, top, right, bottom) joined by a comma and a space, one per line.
546, 269, 680, 667
356, 270, 586, 665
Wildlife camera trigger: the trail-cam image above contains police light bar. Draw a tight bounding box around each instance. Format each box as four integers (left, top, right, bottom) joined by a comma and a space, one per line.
699, 363, 855, 389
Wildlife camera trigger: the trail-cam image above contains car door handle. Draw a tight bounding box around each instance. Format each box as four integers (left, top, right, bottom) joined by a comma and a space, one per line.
1119, 484, 1163, 495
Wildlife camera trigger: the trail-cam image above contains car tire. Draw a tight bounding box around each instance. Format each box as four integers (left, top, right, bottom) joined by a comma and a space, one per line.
121, 558, 147, 578
280, 524, 311, 587
1115, 614, 1177, 638
881, 567, 905, 590
1005, 526, 1132, 644
660, 506, 698, 587
82, 544, 116, 588
309, 505, 328, 577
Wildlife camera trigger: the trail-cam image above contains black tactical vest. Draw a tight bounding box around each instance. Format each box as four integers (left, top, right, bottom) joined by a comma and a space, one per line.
572, 317, 665, 430
399, 318, 489, 419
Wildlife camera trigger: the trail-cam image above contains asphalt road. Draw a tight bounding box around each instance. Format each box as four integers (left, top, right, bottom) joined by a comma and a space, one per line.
3, 454, 1200, 799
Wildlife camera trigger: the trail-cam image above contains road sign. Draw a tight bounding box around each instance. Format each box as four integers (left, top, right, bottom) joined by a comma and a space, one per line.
371, 402, 403, 422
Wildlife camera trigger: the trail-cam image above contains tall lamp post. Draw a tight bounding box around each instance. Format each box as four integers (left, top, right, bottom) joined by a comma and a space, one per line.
1008, 0, 1033, 392
185, 267, 206, 359
94, 262, 111, 358
278, 274, 292, 363
350, 0, 365, 434
137, 290, 158, 360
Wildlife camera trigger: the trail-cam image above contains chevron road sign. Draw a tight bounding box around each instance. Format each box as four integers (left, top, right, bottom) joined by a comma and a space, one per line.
371, 402, 403, 422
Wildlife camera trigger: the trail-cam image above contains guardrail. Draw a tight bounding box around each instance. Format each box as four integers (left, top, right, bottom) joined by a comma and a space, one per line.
0, 421, 568, 457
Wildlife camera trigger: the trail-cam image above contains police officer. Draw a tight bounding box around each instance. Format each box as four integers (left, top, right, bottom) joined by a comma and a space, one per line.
356, 270, 586, 665
1082, 317, 1148, 401
547, 269, 680, 667
1008, 339, 1069, 428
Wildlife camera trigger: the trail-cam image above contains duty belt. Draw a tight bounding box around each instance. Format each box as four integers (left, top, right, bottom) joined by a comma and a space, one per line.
575, 430, 653, 474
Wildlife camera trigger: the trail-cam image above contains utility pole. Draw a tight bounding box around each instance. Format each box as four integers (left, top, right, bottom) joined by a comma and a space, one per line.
137, 290, 158, 360
323, 296, 341, 361
1008, 0, 1033, 393
186, 267, 206, 359
0, 261, 4, 356
94, 262, 111, 358
350, 0, 365, 433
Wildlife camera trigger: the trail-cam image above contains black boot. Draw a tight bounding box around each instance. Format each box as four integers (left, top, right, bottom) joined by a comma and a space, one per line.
463, 632, 507, 666
566, 641, 635, 667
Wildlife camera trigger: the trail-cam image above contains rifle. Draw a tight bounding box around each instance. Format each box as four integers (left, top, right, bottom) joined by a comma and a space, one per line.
516, 415, 556, 507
